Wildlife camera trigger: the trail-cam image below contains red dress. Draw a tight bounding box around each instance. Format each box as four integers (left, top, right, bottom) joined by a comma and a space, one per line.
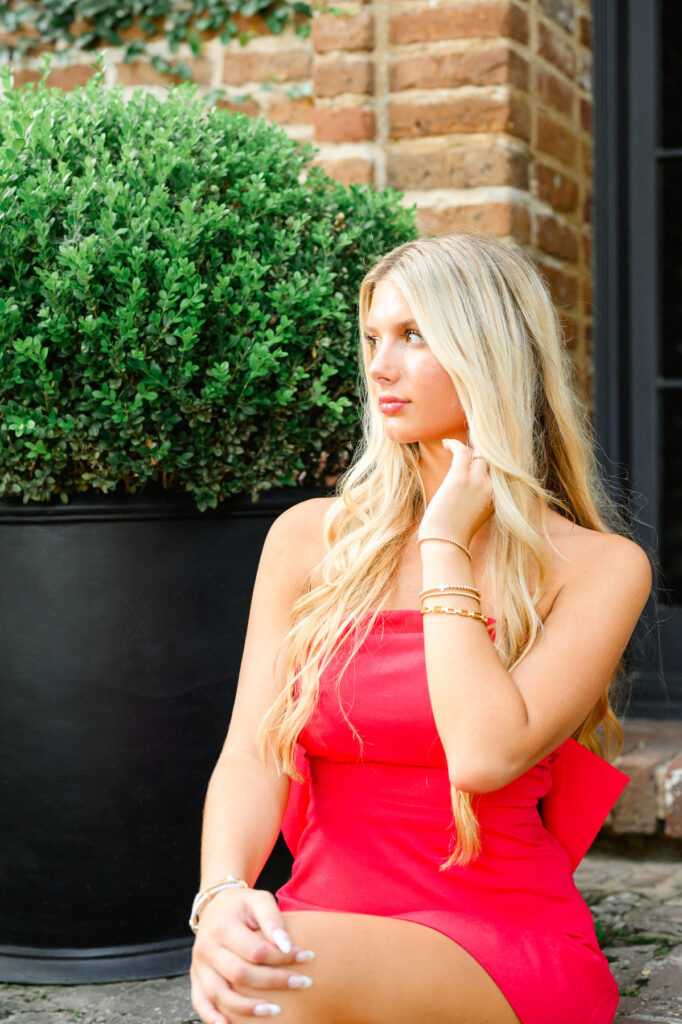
276, 610, 629, 1024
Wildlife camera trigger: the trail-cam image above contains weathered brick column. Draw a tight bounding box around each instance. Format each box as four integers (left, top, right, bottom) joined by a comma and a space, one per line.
306, 0, 593, 396
311, 4, 377, 184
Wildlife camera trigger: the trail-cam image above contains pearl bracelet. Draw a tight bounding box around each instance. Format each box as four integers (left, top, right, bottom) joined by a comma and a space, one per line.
189, 875, 248, 934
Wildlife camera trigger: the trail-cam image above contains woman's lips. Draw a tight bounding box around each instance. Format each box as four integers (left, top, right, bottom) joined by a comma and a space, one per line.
378, 399, 409, 415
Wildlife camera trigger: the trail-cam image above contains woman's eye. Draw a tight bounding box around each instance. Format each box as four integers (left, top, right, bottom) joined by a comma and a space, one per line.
364, 334, 378, 348
405, 329, 423, 344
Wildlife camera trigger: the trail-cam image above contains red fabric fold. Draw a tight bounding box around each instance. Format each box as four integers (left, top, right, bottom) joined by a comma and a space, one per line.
539, 737, 629, 870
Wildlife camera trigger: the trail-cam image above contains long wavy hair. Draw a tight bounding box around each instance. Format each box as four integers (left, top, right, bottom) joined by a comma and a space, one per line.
257, 233, 627, 867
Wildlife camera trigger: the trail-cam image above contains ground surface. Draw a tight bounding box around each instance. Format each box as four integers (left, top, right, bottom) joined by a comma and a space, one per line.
1, 851, 681, 1023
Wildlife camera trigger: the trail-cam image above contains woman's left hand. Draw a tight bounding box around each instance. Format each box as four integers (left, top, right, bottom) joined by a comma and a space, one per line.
418, 439, 494, 547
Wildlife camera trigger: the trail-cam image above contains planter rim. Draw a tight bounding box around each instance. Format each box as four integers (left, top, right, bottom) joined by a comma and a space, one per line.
0, 485, 335, 523
0, 937, 192, 983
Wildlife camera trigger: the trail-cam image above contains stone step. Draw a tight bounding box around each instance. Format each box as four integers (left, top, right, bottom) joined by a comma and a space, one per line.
604, 718, 682, 839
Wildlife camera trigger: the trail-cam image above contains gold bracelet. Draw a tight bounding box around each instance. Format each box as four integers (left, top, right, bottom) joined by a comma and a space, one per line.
421, 591, 481, 605
419, 585, 481, 600
420, 605, 490, 624
417, 536, 472, 562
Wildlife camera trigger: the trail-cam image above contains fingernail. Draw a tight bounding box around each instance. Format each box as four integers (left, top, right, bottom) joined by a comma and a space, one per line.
254, 1004, 282, 1017
295, 949, 315, 963
288, 974, 313, 989
273, 928, 292, 954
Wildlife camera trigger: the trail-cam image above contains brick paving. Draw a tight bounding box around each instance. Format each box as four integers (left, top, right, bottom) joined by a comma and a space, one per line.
0, 850, 680, 1023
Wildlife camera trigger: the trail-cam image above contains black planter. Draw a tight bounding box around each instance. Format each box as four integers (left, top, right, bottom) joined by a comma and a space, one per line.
0, 486, 329, 983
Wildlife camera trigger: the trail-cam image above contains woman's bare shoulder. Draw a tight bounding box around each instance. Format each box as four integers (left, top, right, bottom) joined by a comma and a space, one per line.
271, 495, 337, 538
265, 495, 337, 582
543, 510, 652, 601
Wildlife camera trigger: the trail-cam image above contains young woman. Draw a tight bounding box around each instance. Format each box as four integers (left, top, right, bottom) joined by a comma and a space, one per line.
189, 234, 651, 1024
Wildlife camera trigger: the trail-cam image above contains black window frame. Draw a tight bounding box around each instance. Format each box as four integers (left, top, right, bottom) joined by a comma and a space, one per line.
593, 0, 681, 717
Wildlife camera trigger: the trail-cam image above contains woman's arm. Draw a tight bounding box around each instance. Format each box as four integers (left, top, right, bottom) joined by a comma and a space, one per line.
199, 496, 329, 889
190, 497, 331, 1024
418, 443, 652, 794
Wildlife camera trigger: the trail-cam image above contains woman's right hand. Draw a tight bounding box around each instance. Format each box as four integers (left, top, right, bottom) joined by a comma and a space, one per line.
190, 886, 315, 1023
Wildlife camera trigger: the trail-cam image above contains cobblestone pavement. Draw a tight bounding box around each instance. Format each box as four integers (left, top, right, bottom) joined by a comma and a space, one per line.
1, 851, 680, 1023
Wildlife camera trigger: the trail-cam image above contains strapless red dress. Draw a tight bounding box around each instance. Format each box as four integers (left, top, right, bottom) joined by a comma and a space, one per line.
276, 610, 629, 1024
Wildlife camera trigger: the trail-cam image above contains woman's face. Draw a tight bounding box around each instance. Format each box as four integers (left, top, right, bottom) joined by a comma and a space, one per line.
364, 278, 468, 445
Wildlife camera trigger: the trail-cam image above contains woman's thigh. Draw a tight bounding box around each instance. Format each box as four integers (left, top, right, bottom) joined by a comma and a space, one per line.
231, 910, 521, 1024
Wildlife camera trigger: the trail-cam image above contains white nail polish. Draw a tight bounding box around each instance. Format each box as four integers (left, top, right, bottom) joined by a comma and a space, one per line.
288, 974, 313, 989
273, 928, 292, 953
294, 949, 315, 963
254, 1003, 282, 1017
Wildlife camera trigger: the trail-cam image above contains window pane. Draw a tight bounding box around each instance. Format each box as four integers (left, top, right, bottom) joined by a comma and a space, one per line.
660, 0, 682, 148
658, 160, 682, 376
660, 388, 682, 600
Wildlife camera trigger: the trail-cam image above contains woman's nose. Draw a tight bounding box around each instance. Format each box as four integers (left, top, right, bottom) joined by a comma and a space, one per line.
368, 341, 400, 383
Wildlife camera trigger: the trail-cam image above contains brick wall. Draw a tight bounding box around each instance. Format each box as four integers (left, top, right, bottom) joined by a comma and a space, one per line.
3, 0, 593, 395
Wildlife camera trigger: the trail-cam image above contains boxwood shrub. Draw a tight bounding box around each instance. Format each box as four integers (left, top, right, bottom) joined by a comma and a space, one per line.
0, 62, 417, 510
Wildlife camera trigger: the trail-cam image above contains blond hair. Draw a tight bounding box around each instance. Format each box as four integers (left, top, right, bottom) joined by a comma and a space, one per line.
258, 233, 625, 866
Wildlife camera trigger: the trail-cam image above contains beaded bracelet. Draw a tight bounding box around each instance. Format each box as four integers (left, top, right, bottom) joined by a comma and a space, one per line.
189, 875, 248, 934
420, 605, 490, 625
419, 584, 481, 601
417, 536, 472, 562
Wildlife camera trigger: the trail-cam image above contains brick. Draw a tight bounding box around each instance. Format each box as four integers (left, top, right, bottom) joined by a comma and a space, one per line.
536, 66, 574, 117
389, 93, 530, 141
267, 94, 314, 125
581, 231, 592, 267
608, 748, 669, 835
579, 13, 591, 48
535, 163, 578, 212
537, 213, 578, 261
216, 96, 261, 118
582, 138, 592, 176
314, 57, 373, 97
386, 143, 528, 191
117, 57, 214, 88
583, 189, 591, 224
314, 107, 375, 142
313, 157, 375, 184
539, 0, 576, 33
389, 43, 528, 92
231, 12, 271, 36
6, 69, 42, 89
313, 11, 374, 53
580, 97, 591, 132
577, 51, 592, 92
537, 113, 577, 166
222, 49, 311, 86
536, 261, 578, 308
0, 29, 54, 55
417, 202, 530, 242
39, 65, 98, 91
582, 274, 592, 314
664, 754, 682, 839
390, 2, 528, 46
117, 17, 165, 42
538, 20, 576, 79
